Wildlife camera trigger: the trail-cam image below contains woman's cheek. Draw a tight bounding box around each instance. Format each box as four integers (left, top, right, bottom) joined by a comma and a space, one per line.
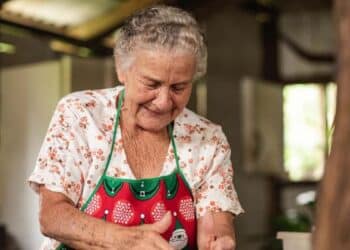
139, 91, 157, 103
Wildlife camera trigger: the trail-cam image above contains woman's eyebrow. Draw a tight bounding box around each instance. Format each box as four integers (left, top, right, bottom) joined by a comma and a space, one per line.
142, 75, 162, 84
173, 81, 190, 85
142, 75, 191, 85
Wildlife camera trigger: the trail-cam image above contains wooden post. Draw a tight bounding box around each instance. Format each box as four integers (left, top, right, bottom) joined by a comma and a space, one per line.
313, 0, 350, 249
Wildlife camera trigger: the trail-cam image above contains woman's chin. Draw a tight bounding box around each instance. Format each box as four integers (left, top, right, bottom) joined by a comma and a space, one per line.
137, 119, 171, 133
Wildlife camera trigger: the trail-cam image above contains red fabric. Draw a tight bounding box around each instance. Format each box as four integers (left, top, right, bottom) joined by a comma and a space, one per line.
84, 173, 197, 249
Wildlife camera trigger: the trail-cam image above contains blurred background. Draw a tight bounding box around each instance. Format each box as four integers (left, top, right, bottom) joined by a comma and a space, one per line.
0, 0, 335, 249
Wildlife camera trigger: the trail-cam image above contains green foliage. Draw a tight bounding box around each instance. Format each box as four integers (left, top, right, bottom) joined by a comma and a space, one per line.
272, 212, 312, 232
261, 209, 313, 250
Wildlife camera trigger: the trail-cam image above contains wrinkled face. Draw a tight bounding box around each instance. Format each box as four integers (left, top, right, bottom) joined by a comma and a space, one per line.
117, 48, 196, 132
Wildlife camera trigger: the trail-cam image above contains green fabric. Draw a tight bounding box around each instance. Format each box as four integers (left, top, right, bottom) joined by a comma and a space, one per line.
103, 175, 123, 196
103, 168, 179, 200
57, 245, 68, 250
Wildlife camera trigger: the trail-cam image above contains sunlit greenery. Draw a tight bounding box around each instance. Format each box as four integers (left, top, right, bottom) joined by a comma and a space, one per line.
326, 84, 336, 152
283, 83, 336, 181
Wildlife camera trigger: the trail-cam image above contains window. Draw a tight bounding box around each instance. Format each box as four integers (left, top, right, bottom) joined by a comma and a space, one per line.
283, 83, 336, 181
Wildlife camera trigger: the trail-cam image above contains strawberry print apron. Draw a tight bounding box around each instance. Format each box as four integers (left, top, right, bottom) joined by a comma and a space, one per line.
57, 90, 197, 250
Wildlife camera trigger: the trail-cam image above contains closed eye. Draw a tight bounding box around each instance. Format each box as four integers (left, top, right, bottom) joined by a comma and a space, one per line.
144, 81, 161, 89
171, 83, 187, 93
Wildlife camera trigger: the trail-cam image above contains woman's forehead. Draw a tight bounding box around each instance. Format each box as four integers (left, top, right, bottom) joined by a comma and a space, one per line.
133, 48, 195, 68
133, 47, 196, 61
132, 49, 196, 79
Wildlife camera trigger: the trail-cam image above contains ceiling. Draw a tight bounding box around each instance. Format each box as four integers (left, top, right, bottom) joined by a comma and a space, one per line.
0, 0, 161, 56
0, 0, 332, 57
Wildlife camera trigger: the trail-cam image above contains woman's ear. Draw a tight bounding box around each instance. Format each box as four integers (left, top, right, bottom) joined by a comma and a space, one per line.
116, 66, 126, 85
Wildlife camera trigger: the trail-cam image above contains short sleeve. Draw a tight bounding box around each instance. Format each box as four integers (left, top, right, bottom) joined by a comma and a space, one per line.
28, 97, 87, 205
195, 127, 244, 217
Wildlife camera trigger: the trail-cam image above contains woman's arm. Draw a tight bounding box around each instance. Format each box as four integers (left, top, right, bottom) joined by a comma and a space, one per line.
197, 212, 236, 250
39, 186, 174, 250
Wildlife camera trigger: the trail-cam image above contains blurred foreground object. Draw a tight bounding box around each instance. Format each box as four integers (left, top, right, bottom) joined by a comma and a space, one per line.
314, 0, 350, 249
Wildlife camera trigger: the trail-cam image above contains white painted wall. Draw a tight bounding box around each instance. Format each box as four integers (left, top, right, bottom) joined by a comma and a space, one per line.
0, 61, 64, 249
0, 56, 112, 249
240, 78, 284, 177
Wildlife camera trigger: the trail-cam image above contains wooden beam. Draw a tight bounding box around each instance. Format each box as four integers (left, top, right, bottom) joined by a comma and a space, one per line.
278, 75, 334, 84
0, 0, 161, 41
0, 21, 112, 56
279, 32, 335, 63
0, 9, 66, 35
313, 0, 350, 249
261, 13, 280, 81
67, 0, 161, 41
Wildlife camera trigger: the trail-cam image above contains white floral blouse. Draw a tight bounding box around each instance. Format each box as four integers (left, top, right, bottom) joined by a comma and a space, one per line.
28, 86, 243, 250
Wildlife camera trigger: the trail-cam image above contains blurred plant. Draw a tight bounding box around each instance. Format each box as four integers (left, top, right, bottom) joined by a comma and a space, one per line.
272, 210, 312, 232
261, 190, 316, 250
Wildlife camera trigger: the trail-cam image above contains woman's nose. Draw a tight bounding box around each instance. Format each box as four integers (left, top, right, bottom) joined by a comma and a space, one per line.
153, 88, 172, 111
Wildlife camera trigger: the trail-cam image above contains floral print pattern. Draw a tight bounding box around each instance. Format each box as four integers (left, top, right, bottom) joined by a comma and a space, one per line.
28, 86, 243, 250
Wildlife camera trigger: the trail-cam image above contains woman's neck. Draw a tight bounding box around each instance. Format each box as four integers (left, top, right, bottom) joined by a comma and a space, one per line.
120, 109, 168, 138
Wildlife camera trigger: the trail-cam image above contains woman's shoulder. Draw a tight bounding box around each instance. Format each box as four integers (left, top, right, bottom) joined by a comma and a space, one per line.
56, 86, 122, 115
174, 108, 226, 143
59, 86, 121, 105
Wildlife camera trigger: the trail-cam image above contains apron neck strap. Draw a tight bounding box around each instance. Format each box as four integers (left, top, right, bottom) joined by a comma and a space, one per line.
168, 123, 181, 171
102, 88, 124, 176
103, 88, 181, 176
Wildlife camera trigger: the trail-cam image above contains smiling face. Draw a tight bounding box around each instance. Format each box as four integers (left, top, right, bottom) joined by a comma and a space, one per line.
117, 48, 196, 132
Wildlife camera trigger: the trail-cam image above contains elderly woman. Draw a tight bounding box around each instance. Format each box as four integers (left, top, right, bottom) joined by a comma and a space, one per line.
29, 5, 243, 250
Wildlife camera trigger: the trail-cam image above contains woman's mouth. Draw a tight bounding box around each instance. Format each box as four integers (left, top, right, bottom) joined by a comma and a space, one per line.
142, 105, 173, 117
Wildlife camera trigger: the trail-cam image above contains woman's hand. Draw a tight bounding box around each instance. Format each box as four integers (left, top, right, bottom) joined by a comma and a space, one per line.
112, 211, 175, 250
207, 236, 236, 250
197, 212, 236, 250
39, 186, 174, 250
127, 211, 175, 250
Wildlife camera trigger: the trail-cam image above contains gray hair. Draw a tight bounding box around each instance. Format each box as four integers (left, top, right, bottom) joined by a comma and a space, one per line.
114, 5, 207, 81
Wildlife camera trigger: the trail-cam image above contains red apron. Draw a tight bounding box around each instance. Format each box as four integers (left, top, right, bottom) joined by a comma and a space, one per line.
57, 90, 197, 250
